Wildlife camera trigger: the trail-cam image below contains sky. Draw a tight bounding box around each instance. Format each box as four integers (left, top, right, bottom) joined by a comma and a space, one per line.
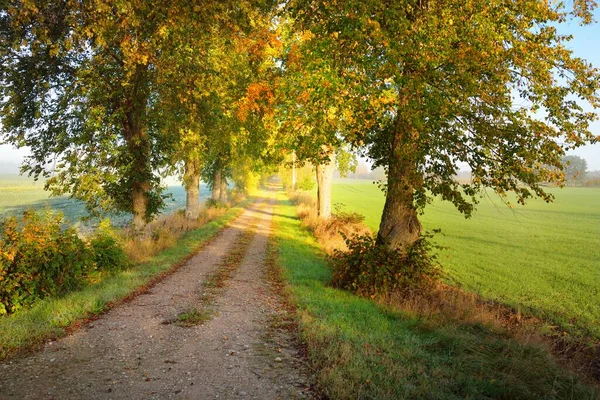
1, 7, 600, 173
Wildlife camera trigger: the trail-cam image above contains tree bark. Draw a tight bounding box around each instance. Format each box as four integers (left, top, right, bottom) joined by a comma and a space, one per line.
124, 64, 151, 231
219, 176, 227, 202
132, 179, 150, 231
291, 151, 297, 190
212, 168, 222, 201
184, 157, 201, 220
316, 147, 335, 220
376, 120, 422, 249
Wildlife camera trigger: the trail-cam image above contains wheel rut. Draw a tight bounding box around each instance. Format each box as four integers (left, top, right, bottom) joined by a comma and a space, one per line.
0, 192, 315, 399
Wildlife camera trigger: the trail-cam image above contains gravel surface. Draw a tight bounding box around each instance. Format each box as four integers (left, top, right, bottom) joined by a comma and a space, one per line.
0, 192, 315, 399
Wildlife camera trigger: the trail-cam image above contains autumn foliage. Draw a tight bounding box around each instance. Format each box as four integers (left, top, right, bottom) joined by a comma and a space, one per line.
0, 210, 128, 316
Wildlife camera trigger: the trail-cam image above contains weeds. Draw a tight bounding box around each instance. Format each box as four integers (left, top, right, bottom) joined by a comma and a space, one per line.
120, 205, 228, 263
289, 191, 370, 254
173, 308, 212, 327
331, 233, 440, 298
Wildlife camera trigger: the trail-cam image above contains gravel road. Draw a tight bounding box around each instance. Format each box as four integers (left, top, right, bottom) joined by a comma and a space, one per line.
0, 191, 315, 399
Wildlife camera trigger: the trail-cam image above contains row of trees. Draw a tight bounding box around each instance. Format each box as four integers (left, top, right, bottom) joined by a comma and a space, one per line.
1, 0, 599, 250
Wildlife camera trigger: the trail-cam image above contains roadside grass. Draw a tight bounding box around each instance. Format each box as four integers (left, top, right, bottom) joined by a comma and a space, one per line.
0, 201, 250, 360
121, 206, 229, 263
329, 181, 600, 339
271, 192, 599, 399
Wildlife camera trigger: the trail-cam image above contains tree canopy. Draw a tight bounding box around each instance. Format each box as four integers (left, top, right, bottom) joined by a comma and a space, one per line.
1, 0, 598, 245
285, 0, 600, 248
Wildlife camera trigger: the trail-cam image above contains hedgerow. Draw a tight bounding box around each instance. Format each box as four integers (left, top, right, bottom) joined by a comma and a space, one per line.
0, 210, 127, 316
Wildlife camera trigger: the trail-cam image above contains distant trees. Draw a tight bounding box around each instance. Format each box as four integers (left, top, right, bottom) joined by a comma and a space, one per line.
562, 155, 588, 184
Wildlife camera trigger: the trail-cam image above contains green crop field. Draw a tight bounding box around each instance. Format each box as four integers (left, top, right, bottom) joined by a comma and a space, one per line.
331, 179, 600, 339
0, 174, 210, 226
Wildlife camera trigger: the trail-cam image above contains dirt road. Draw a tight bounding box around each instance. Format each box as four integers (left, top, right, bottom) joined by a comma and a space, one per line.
0, 192, 314, 399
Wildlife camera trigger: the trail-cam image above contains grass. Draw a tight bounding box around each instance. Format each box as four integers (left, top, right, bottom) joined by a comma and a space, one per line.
120, 206, 229, 263
270, 191, 599, 399
0, 173, 212, 226
0, 200, 249, 360
329, 180, 600, 339
173, 308, 213, 327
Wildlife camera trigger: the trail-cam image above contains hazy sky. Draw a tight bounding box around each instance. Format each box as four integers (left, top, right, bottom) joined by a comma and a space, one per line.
1, 8, 600, 172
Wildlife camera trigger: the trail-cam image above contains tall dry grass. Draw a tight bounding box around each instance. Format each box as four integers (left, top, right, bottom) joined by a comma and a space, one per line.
289, 191, 371, 255
120, 206, 228, 263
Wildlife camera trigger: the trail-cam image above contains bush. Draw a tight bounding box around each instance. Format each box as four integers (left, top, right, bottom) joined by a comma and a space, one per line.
331, 233, 440, 298
298, 175, 316, 191
0, 210, 93, 315
89, 220, 129, 273
0, 211, 128, 316
205, 198, 228, 209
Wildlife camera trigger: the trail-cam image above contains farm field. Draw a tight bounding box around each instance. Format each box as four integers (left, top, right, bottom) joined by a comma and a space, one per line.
331, 179, 600, 338
0, 174, 210, 225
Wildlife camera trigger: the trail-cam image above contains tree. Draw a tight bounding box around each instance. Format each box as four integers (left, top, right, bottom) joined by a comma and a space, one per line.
275, 21, 349, 219
562, 155, 588, 183
0, 1, 263, 228
0, 1, 188, 228
286, 0, 600, 249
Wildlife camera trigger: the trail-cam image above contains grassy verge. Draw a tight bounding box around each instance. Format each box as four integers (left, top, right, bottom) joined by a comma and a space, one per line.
330, 181, 600, 339
270, 191, 598, 399
0, 200, 250, 360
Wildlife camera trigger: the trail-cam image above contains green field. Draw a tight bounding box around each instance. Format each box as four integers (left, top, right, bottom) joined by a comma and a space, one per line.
272, 192, 597, 399
331, 180, 600, 338
0, 174, 210, 226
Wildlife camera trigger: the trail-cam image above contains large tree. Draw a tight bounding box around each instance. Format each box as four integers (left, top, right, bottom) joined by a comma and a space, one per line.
286, 0, 600, 249
0, 0, 253, 228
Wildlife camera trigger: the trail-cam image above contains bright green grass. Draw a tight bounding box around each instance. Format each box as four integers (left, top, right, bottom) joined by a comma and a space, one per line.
0, 201, 248, 359
331, 180, 600, 338
271, 192, 598, 399
0, 174, 211, 224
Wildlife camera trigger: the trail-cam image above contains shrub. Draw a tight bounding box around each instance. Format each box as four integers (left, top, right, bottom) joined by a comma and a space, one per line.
205, 198, 228, 209
331, 233, 440, 298
89, 219, 129, 272
0, 211, 130, 316
0, 210, 94, 315
333, 203, 365, 225
298, 175, 316, 191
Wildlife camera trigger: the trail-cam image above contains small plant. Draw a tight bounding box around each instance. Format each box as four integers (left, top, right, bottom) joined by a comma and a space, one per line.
205, 198, 228, 209
298, 175, 316, 191
89, 219, 129, 272
331, 233, 440, 298
0, 210, 94, 315
174, 308, 211, 327
0, 211, 130, 316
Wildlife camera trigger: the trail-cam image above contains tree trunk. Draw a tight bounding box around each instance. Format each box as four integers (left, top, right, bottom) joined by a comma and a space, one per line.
212, 168, 222, 201
124, 64, 151, 231
219, 176, 227, 202
316, 148, 335, 220
184, 157, 201, 220
132, 180, 150, 230
127, 116, 151, 231
291, 151, 297, 190
376, 121, 422, 249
